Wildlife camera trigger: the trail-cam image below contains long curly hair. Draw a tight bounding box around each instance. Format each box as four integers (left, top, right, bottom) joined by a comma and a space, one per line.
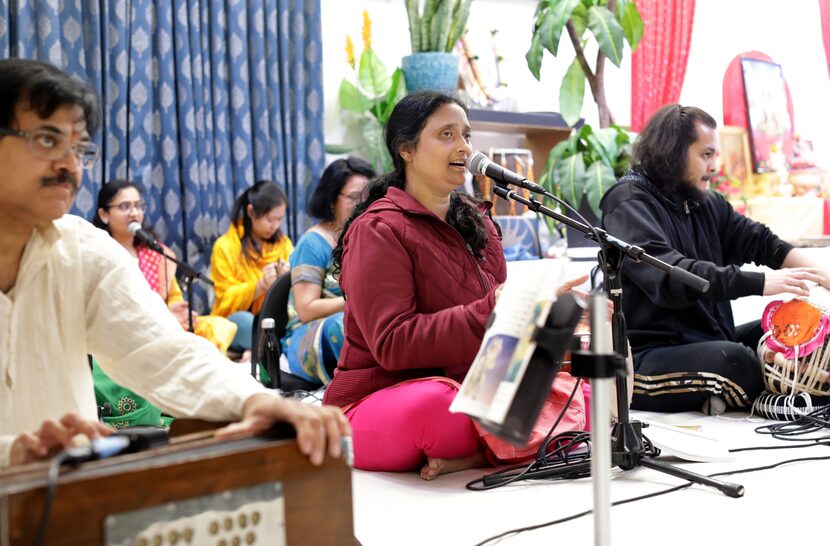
332, 90, 489, 272
632, 104, 717, 196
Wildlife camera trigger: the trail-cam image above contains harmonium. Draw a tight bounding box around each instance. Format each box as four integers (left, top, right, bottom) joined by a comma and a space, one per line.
0, 421, 355, 545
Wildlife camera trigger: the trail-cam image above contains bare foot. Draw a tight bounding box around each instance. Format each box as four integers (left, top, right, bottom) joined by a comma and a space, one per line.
419, 451, 488, 481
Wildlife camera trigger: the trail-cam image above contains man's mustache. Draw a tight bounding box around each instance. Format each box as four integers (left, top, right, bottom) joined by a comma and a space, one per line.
41, 173, 79, 194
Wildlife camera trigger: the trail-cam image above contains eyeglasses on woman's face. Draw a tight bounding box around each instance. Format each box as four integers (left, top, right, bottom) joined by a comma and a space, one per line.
0, 127, 99, 170
339, 191, 363, 203
108, 200, 147, 213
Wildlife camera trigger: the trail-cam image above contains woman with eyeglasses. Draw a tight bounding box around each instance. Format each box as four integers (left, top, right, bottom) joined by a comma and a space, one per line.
279, 157, 375, 387
92, 179, 238, 427
93, 179, 237, 347
210, 181, 293, 356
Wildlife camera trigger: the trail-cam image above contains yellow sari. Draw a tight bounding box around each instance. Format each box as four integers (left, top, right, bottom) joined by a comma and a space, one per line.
210, 223, 294, 316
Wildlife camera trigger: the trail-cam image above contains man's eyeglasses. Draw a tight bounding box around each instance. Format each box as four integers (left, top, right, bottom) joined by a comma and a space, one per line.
0, 127, 99, 170
108, 201, 147, 213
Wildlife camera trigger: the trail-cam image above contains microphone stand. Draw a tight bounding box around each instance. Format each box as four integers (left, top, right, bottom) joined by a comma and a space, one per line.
142, 239, 213, 333
491, 184, 743, 504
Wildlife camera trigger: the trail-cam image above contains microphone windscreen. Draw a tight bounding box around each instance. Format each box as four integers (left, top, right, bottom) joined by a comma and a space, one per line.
466, 152, 489, 176
127, 222, 141, 236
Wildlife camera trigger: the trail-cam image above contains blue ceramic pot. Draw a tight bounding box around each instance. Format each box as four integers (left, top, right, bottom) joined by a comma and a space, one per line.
401, 52, 459, 93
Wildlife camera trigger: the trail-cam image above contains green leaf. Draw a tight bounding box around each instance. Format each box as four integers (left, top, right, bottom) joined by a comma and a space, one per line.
378, 68, 404, 125
576, 123, 594, 142
619, 0, 643, 50
405, 0, 421, 52
325, 144, 356, 154
430, 0, 453, 52
548, 138, 573, 164
556, 152, 587, 208
584, 161, 616, 216
358, 49, 391, 98
592, 127, 620, 163
614, 0, 628, 20
559, 58, 585, 126
420, 0, 438, 52
533, 0, 553, 23
587, 5, 624, 66
562, 132, 580, 156
538, 0, 581, 56
446, 0, 473, 52
585, 132, 614, 166
361, 118, 392, 174
338, 80, 373, 114
525, 33, 544, 81
571, 4, 588, 37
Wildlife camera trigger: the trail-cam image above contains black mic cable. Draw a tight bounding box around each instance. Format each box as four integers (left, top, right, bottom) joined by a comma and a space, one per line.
33, 435, 132, 546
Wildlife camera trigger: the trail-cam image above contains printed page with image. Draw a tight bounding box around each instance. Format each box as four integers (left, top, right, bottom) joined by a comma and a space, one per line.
450, 258, 567, 425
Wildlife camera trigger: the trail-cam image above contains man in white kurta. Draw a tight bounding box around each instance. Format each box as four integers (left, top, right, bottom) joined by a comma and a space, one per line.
0, 58, 349, 469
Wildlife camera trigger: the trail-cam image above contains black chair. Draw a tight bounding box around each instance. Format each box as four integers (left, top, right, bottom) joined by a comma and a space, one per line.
252, 273, 321, 392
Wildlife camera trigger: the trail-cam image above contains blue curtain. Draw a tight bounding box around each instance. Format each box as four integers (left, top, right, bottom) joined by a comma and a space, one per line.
1, 0, 325, 312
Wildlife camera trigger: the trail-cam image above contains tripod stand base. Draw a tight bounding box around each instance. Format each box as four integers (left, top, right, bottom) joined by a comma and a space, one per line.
611, 419, 744, 497
638, 456, 744, 498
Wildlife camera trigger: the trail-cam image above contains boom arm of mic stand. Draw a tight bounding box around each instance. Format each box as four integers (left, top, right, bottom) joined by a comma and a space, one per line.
491, 185, 709, 293
143, 244, 214, 287
143, 245, 214, 334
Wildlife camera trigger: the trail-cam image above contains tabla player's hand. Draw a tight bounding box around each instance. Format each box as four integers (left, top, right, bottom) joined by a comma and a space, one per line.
764, 268, 823, 297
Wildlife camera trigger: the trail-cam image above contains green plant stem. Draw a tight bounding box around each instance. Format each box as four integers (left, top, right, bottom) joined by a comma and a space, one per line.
566, 21, 596, 87
594, 49, 613, 127
565, 21, 614, 127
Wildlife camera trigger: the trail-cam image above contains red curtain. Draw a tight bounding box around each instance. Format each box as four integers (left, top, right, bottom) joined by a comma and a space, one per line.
822, 0, 830, 78
630, 0, 696, 132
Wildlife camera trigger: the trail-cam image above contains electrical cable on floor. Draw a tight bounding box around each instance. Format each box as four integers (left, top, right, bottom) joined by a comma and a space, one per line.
471, 452, 830, 546
465, 377, 591, 491
471, 400, 830, 543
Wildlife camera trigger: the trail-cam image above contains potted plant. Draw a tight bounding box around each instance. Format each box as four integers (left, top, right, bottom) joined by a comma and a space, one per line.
525, 0, 642, 245
336, 11, 406, 174
402, 0, 473, 92
525, 0, 643, 128
537, 124, 632, 233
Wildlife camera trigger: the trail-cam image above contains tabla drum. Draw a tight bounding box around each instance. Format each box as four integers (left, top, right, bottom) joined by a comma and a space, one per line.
754, 291, 830, 420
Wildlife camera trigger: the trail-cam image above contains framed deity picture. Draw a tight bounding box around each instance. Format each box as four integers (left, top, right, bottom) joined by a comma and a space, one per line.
717, 127, 752, 187
740, 58, 793, 173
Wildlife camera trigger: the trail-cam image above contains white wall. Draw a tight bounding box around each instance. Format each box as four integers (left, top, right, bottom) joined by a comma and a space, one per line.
322, 0, 829, 163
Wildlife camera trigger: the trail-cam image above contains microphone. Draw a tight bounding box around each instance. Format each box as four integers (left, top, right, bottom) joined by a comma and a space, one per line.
466, 152, 550, 197
128, 221, 162, 250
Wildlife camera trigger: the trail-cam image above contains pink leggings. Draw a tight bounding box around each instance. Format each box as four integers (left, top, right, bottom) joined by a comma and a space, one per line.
346, 380, 481, 472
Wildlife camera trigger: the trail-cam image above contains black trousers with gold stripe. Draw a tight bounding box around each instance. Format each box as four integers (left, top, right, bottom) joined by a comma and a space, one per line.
631, 321, 764, 412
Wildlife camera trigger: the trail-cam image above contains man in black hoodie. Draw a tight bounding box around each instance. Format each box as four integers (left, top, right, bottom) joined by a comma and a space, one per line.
601, 104, 829, 415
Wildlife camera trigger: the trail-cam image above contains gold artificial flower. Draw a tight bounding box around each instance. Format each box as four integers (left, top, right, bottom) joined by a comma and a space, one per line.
362, 10, 372, 51
345, 35, 355, 69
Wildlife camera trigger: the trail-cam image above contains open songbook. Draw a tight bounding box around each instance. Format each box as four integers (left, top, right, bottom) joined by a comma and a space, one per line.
450, 259, 570, 429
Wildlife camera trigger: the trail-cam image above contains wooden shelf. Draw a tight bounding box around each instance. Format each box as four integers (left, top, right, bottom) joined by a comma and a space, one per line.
468, 108, 577, 180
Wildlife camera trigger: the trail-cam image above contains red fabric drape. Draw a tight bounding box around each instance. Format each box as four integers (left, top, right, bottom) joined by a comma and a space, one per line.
821, 0, 830, 79
630, 0, 696, 132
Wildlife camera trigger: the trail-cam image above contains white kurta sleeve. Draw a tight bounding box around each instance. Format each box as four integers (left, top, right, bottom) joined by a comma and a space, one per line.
0, 435, 14, 469
77, 220, 268, 421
